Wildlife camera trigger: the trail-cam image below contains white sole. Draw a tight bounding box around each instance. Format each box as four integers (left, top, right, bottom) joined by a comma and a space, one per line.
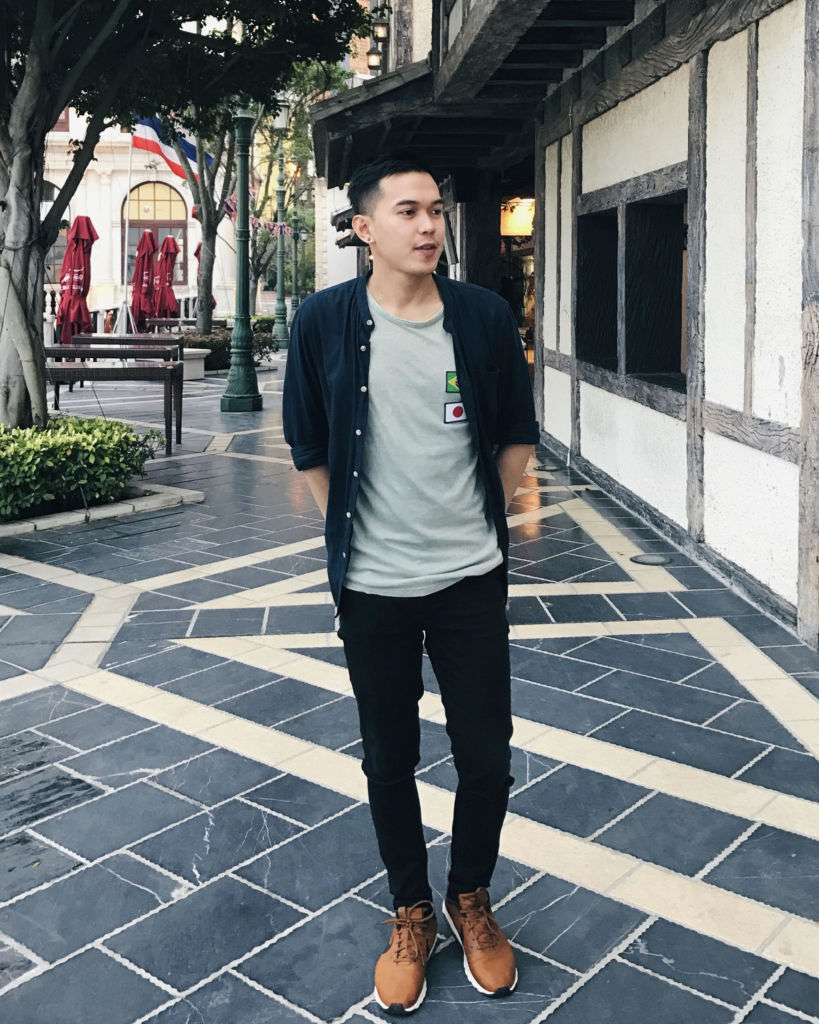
441, 901, 519, 997
372, 936, 437, 1015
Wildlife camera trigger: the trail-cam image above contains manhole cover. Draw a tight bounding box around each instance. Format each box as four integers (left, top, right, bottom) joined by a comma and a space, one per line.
630, 553, 673, 566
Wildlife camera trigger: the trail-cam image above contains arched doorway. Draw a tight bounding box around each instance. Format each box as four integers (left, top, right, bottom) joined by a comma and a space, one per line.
122, 181, 187, 284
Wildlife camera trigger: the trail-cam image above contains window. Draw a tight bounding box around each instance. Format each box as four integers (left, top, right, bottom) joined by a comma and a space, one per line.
52, 109, 70, 132
121, 181, 187, 283
624, 193, 687, 391
576, 209, 618, 370
573, 185, 688, 391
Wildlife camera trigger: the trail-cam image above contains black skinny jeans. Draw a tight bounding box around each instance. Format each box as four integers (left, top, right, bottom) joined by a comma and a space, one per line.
337, 564, 514, 910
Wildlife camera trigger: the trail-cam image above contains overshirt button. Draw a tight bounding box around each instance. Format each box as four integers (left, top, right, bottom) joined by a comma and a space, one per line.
355, 429, 362, 436
342, 551, 347, 558
360, 345, 366, 351
360, 386, 367, 393
346, 512, 352, 518
366, 319, 373, 326
353, 470, 359, 477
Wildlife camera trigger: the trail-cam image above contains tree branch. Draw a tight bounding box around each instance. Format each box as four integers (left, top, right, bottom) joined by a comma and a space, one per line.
168, 130, 202, 210
215, 130, 235, 225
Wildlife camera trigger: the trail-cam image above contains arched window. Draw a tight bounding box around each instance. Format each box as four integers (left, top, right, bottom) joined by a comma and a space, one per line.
42, 181, 70, 285
122, 182, 187, 284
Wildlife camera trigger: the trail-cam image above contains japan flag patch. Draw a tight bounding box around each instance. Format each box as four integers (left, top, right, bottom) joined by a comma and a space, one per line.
444, 401, 467, 423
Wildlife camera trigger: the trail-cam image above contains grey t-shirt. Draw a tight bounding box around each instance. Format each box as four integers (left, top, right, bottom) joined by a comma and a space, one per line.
345, 292, 502, 598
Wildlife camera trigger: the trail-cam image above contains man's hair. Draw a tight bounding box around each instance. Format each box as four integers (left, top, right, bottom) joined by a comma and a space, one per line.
348, 154, 438, 215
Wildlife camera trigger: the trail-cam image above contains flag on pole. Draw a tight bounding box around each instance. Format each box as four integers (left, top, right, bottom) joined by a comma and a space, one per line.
132, 117, 213, 180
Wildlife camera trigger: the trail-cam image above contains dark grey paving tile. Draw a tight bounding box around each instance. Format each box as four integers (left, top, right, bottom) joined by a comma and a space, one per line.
151, 972, 303, 1023
156, 749, 279, 806
132, 591, 193, 611
0, 947, 167, 1024
511, 679, 624, 734
743, 1005, 804, 1023
707, 827, 819, 921
0, 862, 158, 960
0, 937, 35, 988
113, 646, 225, 685
0, 642, 58, 671
674, 589, 758, 617
265, 604, 334, 634
729, 615, 800, 647
36, 705, 153, 750
761, 644, 819, 674
509, 536, 583, 561
581, 670, 734, 724
597, 794, 751, 874
512, 637, 619, 656
255, 554, 327, 576
64, 726, 211, 789
607, 593, 693, 620
108, 875, 303, 990
112, 619, 194, 643
766, 969, 819, 1019
245, 774, 355, 827
164, 661, 280, 705
593, 711, 765, 776
277, 695, 362, 749
667, 565, 725, 589
510, 765, 647, 838
0, 660, 22, 680
608, 632, 714, 659
158, 579, 243, 602
191, 608, 265, 638
738, 748, 819, 802
546, 959, 734, 1023
541, 594, 619, 623
237, 804, 386, 910
207, 565, 289, 588
36, 780, 196, 860
520, 553, 611, 583
510, 647, 608, 690
709, 702, 805, 752
495, 874, 647, 972
101, 639, 176, 668
238, 897, 385, 1021
2, 582, 86, 611
507, 596, 552, 625
621, 920, 776, 1007
219, 676, 336, 726
0, 766, 102, 834
370, 940, 574, 1023
419, 745, 557, 796
134, 799, 302, 884
0, 730, 77, 782
100, 852, 192, 905
568, 636, 709, 681
0, 613, 80, 646
0, 832, 80, 901
680, 663, 751, 698
102, 558, 194, 584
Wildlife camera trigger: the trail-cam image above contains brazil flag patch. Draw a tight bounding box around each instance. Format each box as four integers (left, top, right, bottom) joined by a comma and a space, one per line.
446, 371, 459, 393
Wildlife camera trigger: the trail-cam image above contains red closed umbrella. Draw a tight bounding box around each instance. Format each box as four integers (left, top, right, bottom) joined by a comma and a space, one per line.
194, 241, 217, 310
153, 236, 179, 317
130, 229, 157, 331
55, 216, 98, 342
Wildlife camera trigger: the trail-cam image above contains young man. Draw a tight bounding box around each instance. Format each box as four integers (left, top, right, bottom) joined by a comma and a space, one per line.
283, 156, 538, 1015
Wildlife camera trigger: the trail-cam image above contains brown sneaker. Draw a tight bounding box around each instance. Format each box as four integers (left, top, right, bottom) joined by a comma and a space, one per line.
443, 888, 518, 997
373, 902, 438, 1015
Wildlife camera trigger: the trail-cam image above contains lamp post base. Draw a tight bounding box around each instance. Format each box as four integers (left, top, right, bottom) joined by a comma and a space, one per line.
221, 392, 263, 412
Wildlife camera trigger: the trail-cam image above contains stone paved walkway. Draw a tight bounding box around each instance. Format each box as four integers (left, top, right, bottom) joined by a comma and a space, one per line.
1, 370, 819, 1023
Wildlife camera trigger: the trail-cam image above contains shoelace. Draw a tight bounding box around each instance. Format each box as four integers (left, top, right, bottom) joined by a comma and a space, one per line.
459, 896, 502, 951
384, 902, 436, 964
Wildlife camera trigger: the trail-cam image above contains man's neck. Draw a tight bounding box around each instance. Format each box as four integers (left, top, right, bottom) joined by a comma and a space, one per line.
367, 265, 442, 321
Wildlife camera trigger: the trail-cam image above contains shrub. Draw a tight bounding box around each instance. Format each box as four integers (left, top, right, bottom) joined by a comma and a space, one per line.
185, 326, 278, 370
0, 416, 160, 522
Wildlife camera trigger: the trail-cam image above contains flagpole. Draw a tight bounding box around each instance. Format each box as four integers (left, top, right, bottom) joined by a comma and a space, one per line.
114, 131, 136, 334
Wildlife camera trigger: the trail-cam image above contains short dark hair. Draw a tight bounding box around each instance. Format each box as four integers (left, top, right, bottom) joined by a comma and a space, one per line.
348, 154, 438, 215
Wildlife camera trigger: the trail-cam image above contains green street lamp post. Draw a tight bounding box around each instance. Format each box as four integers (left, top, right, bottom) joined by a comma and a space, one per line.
273, 136, 289, 349
221, 105, 262, 412
290, 212, 301, 322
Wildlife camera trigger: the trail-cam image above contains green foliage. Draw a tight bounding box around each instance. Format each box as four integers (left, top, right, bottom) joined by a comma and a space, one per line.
185, 327, 278, 370
0, 417, 161, 522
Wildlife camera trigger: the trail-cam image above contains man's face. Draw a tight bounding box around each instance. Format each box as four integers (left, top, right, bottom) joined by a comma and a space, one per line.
352, 171, 445, 275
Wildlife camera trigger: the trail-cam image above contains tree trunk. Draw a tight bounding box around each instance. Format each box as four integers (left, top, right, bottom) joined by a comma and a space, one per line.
0, 167, 48, 428
249, 275, 259, 316
196, 226, 217, 334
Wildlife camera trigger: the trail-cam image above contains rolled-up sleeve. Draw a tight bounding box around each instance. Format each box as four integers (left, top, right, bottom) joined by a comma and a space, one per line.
282, 305, 329, 471
495, 301, 540, 447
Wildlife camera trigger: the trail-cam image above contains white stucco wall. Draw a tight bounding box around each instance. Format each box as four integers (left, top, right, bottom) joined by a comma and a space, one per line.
544, 366, 572, 448
413, 0, 433, 61
582, 66, 689, 193
704, 30, 748, 412
580, 384, 688, 525
543, 142, 560, 351
704, 432, 799, 605
559, 134, 573, 351
754, 0, 805, 428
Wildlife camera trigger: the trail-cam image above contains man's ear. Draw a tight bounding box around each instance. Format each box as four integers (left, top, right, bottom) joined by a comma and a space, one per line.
352, 213, 372, 246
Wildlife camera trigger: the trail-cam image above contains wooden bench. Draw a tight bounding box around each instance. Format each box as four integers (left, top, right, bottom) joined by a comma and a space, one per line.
45, 344, 183, 456
75, 332, 210, 381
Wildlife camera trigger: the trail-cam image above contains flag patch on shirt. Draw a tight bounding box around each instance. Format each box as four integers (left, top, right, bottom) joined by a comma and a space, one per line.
444, 401, 467, 423
446, 371, 459, 393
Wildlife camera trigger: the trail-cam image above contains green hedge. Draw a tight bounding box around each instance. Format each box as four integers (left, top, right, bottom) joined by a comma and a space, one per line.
0, 417, 160, 522
185, 326, 278, 371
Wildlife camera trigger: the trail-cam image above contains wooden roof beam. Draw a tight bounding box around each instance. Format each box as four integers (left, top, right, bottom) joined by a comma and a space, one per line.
535, 1, 635, 27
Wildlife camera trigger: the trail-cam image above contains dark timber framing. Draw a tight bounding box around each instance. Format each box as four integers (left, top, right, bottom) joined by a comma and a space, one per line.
577, 161, 688, 214
569, 127, 582, 455
686, 51, 707, 543
555, 138, 563, 353
800, 0, 819, 647
744, 22, 759, 415
617, 204, 627, 375
533, 124, 546, 429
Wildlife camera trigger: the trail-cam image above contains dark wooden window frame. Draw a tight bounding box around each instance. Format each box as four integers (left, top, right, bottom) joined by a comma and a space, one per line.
121, 219, 189, 285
